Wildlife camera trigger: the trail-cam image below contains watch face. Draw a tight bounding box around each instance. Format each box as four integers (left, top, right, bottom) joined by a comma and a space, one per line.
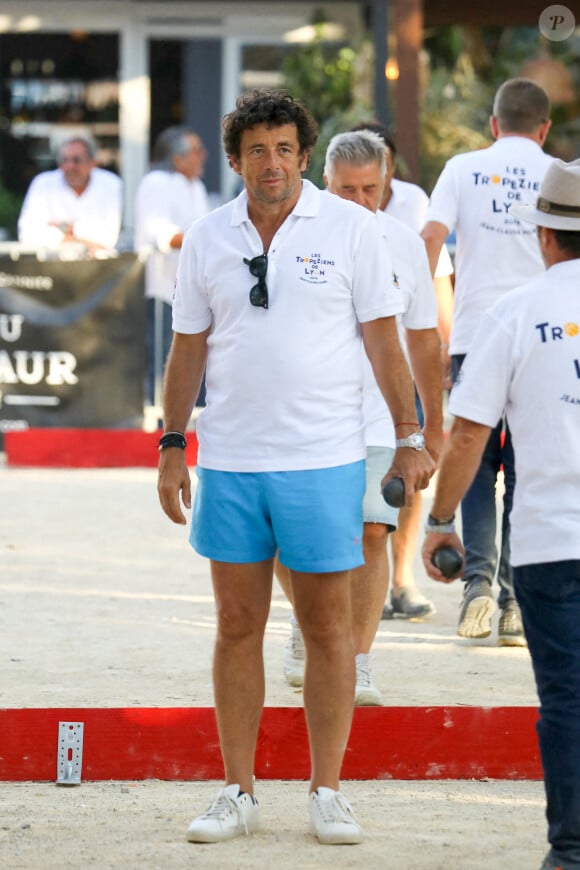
396, 432, 425, 450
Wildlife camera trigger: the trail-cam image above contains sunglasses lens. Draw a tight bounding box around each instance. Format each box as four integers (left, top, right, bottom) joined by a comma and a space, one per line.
250, 282, 268, 308
251, 257, 267, 279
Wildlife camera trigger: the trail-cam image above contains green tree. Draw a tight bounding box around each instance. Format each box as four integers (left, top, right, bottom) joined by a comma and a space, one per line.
0, 182, 23, 239
281, 28, 373, 187
420, 25, 580, 193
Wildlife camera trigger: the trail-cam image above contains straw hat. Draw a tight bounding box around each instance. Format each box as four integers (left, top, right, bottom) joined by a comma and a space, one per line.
512, 158, 580, 230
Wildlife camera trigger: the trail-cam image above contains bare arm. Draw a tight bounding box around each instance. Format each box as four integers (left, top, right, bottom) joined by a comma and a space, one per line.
405, 326, 444, 465
433, 273, 454, 389
169, 232, 184, 249
421, 221, 449, 278
421, 416, 491, 582
361, 317, 435, 502
157, 329, 210, 525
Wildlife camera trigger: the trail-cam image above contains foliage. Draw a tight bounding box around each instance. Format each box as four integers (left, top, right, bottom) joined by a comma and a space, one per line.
421, 26, 580, 193
280, 19, 579, 196
281, 29, 373, 188
420, 59, 493, 194
0, 183, 23, 238
281, 34, 356, 127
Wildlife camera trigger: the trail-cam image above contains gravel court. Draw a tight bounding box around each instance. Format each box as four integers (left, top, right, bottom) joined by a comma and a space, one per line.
0, 459, 546, 867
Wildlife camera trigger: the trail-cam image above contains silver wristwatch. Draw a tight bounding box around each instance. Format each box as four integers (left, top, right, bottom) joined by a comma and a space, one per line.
395, 432, 425, 451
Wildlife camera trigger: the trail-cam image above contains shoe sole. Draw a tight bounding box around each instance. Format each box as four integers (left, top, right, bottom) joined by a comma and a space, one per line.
457, 596, 495, 638
187, 822, 260, 843
310, 826, 363, 845
354, 689, 383, 706
497, 634, 527, 648
284, 670, 304, 688
391, 604, 436, 620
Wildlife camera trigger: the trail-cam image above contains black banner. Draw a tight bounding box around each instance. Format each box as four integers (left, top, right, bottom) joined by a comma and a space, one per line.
0, 253, 145, 429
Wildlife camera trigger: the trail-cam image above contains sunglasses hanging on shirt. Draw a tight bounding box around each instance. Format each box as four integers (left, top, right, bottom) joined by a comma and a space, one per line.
243, 254, 269, 309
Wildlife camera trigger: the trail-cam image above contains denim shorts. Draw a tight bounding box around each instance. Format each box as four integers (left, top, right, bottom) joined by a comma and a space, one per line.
362, 446, 398, 531
191, 461, 366, 573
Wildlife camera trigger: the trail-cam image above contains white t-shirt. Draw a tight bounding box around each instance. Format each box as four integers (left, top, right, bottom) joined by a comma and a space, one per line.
385, 178, 454, 278
425, 137, 553, 355
173, 179, 402, 472
134, 170, 211, 304
18, 167, 122, 249
448, 259, 580, 566
363, 210, 438, 448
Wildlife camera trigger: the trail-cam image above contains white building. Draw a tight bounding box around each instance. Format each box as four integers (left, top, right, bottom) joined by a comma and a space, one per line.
0, 1, 365, 237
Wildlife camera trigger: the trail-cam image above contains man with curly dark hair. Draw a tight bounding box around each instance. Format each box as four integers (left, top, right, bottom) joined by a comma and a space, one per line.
158, 89, 434, 846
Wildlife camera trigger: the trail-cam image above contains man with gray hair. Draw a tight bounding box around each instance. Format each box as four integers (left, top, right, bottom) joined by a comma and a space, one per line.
422, 77, 553, 647
278, 129, 443, 704
135, 126, 211, 406
18, 134, 122, 254
422, 157, 580, 870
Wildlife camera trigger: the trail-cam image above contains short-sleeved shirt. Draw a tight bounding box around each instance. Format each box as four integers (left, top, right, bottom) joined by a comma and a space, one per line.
18, 167, 123, 249
173, 179, 402, 472
425, 137, 553, 355
363, 210, 438, 448
134, 170, 211, 303
385, 178, 454, 278
448, 259, 580, 566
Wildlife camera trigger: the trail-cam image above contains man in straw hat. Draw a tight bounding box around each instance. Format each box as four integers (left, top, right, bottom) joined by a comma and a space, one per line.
421, 157, 580, 870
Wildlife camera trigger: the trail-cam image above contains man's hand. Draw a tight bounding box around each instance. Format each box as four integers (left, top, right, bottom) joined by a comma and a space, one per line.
157, 448, 192, 524
381, 446, 435, 507
422, 531, 464, 583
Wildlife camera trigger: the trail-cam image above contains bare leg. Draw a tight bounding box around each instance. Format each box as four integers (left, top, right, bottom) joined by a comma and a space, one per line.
351, 522, 390, 654
291, 569, 355, 792
275, 555, 294, 606
210, 558, 273, 795
390, 491, 422, 592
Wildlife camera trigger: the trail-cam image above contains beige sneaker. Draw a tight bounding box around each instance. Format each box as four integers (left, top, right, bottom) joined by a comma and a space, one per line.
391, 586, 436, 618
498, 603, 527, 647
457, 579, 495, 639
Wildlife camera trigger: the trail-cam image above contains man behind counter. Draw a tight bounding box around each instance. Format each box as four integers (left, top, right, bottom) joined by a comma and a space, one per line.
18, 135, 123, 256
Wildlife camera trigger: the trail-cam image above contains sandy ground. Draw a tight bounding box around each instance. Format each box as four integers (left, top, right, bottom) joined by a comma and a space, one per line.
0, 460, 547, 868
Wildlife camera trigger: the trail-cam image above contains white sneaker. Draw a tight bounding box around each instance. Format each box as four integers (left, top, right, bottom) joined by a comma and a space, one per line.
308, 786, 363, 844
186, 783, 260, 843
354, 653, 383, 706
283, 617, 305, 687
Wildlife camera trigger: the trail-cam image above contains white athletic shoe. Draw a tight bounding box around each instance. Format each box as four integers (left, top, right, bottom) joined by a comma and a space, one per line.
186, 783, 260, 843
308, 786, 363, 844
354, 653, 383, 706
283, 617, 305, 687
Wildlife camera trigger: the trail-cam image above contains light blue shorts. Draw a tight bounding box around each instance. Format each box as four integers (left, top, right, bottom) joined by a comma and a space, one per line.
191, 462, 365, 573
363, 446, 398, 531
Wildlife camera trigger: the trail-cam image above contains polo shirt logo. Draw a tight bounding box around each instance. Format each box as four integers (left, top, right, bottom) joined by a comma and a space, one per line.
535, 321, 579, 342
296, 253, 334, 284
472, 167, 542, 222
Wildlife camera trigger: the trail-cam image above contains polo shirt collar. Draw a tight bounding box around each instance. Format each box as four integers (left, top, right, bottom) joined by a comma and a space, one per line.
230, 178, 320, 227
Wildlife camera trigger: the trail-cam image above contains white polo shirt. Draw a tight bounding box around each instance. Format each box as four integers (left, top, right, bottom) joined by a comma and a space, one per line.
18, 167, 122, 249
448, 259, 580, 566
134, 170, 211, 304
425, 137, 553, 355
173, 179, 401, 472
385, 178, 454, 278
363, 210, 438, 448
